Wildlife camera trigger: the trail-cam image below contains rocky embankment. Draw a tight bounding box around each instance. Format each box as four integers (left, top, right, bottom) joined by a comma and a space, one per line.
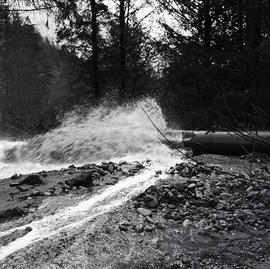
111, 155, 270, 268
0, 161, 145, 225
134, 160, 270, 233
0, 155, 270, 269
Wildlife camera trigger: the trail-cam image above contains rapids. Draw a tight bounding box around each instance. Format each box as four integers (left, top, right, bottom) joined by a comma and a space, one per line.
0, 98, 182, 261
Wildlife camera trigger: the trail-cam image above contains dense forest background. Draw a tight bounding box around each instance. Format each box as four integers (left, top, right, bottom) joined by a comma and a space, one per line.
1, 0, 270, 134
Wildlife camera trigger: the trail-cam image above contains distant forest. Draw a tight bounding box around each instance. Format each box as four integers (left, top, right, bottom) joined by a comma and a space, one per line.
1, 0, 270, 134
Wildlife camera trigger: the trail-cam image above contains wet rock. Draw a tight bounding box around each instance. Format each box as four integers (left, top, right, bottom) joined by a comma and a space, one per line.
66, 172, 94, 187
144, 195, 159, 208
21, 175, 44, 185
134, 223, 144, 233
177, 194, 185, 201
68, 165, 76, 169
9, 182, 21, 187
25, 227, 32, 232
108, 164, 115, 173
145, 185, 157, 194
144, 225, 155, 232
183, 219, 195, 228
190, 199, 208, 207
11, 173, 20, 180
156, 222, 166, 230
219, 219, 229, 228
137, 208, 152, 217
188, 183, 196, 190
0, 207, 26, 221
146, 216, 156, 224
31, 190, 41, 197
174, 183, 186, 192
195, 190, 203, 199
17, 186, 29, 192
105, 177, 118, 185
119, 221, 130, 231
219, 192, 230, 200
136, 163, 145, 169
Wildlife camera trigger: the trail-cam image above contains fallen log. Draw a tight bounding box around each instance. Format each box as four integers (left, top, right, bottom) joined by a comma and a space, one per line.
163, 130, 270, 155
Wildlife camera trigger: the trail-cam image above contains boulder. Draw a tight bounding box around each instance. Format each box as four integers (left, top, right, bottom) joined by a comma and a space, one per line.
66, 172, 94, 187
0, 207, 26, 221
25, 227, 33, 232
10, 173, 20, 180
20, 175, 44, 185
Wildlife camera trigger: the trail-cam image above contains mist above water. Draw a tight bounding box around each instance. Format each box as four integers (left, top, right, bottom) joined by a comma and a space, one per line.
0, 98, 180, 178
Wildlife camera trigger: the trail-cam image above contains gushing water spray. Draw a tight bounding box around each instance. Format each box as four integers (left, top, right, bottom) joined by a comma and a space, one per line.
3, 98, 172, 164
0, 98, 182, 261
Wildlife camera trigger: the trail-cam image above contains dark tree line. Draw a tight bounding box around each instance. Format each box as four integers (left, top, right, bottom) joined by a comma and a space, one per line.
157, 0, 270, 129
1, 0, 270, 133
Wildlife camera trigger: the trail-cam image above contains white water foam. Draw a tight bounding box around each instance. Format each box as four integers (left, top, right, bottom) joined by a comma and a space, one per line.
0, 165, 171, 260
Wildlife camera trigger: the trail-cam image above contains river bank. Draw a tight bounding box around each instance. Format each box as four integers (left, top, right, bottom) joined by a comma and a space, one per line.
0, 154, 270, 268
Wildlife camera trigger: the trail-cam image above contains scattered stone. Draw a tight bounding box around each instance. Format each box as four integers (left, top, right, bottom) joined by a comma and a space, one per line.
30, 190, 40, 197
144, 225, 155, 232
177, 194, 185, 201
134, 223, 144, 233
146, 216, 156, 224
17, 186, 29, 192
137, 208, 152, 217
174, 183, 186, 191
182, 219, 195, 228
119, 221, 130, 231
144, 195, 159, 208
188, 183, 196, 190
9, 182, 21, 187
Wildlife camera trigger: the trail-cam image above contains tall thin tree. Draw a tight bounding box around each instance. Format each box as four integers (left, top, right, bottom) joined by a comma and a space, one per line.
119, 0, 126, 101
90, 0, 100, 101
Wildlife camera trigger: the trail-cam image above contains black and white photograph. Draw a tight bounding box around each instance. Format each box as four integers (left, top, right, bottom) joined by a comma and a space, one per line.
0, 0, 270, 268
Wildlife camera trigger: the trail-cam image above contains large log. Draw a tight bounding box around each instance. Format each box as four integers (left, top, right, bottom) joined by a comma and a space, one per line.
163, 130, 270, 155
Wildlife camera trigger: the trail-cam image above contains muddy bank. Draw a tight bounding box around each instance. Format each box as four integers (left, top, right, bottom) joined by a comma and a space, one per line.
0, 154, 270, 268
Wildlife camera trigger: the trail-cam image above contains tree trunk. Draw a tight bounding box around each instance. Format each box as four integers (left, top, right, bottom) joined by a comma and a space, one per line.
90, 0, 100, 101
246, 0, 262, 49
119, 0, 126, 102
203, 0, 211, 49
0, 1, 9, 121
237, 0, 244, 52
245, 0, 263, 98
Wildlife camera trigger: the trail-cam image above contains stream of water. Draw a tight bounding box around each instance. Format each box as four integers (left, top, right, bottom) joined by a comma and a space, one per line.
0, 98, 182, 260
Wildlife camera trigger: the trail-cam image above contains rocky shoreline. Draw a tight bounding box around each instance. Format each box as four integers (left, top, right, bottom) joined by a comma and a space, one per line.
0, 161, 145, 225
0, 154, 270, 268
